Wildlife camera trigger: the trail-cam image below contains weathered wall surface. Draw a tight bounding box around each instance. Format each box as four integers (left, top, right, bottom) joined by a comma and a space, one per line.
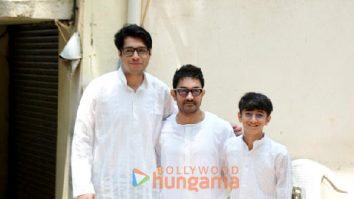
0, 0, 72, 20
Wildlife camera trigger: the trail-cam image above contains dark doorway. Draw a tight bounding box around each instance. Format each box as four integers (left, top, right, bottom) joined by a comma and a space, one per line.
7, 22, 58, 199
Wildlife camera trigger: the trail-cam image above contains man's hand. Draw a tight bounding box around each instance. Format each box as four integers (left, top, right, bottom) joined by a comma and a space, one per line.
78, 194, 95, 199
231, 123, 243, 136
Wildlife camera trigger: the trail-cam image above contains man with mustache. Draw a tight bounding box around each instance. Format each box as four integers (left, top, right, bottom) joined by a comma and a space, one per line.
157, 64, 235, 199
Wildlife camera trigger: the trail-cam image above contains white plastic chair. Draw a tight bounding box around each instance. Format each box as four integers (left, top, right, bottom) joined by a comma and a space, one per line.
291, 159, 349, 199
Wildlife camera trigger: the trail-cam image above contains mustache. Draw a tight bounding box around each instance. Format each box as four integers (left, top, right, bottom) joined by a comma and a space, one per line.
183, 100, 195, 104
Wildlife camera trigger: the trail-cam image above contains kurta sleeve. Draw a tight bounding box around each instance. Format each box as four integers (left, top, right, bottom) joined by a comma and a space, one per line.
221, 139, 229, 177
162, 87, 176, 120
218, 123, 234, 166
155, 137, 162, 167
275, 150, 292, 199
71, 83, 97, 198
156, 86, 175, 166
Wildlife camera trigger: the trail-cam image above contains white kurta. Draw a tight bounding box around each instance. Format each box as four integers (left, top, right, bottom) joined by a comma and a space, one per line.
224, 135, 292, 199
71, 68, 175, 199
158, 112, 234, 199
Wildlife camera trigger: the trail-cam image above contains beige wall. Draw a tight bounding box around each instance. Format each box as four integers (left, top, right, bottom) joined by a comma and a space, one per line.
55, 22, 79, 199
0, 25, 8, 199
0, 0, 72, 20
143, 0, 354, 196
79, 0, 127, 87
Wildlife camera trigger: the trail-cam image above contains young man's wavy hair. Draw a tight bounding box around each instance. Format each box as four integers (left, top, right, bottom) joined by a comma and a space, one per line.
114, 24, 152, 54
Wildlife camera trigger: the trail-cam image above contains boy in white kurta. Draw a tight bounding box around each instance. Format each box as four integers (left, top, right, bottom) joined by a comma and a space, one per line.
224, 92, 292, 199
157, 65, 234, 199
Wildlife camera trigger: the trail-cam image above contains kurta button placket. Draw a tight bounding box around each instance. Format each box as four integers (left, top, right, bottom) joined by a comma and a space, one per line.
184, 126, 191, 166
132, 93, 137, 121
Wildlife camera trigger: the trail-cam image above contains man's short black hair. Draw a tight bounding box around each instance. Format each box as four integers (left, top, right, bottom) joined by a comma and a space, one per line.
172, 64, 204, 89
239, 92, 273, 115
114, 24, 152, 51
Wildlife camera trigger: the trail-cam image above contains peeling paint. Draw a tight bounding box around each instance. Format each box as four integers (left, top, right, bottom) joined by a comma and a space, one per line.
0, 0, 73, 20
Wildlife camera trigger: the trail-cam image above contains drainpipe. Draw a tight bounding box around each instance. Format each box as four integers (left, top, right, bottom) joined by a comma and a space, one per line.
127, 0, 141, 25
117, 0, 141, 69
117, 0, 141, 70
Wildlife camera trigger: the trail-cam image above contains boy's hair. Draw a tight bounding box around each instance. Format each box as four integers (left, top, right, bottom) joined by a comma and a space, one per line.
172, 64, 204, 88
114, 24, 152, 52
239, 92, 273, 115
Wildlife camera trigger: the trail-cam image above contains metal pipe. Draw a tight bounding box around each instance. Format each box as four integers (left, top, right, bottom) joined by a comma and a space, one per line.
127, 0, 141, 25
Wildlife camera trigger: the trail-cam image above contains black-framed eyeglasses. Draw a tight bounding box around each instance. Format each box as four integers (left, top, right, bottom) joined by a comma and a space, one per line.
174, 88, 203, 97
122, 47, 149, 57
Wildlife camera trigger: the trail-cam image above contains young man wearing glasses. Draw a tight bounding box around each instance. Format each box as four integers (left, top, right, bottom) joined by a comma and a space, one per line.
157, 64, 235, 199
71, 24, 175, 199
224, 92, 292, 199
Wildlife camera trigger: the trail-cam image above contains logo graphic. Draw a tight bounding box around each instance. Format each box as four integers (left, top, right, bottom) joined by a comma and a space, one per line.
132, 166, 239, 191
132, 169, 150, 187
153, 166, 239, 192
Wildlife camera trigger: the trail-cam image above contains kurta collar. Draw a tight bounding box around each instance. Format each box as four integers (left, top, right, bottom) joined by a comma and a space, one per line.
117, 67, 149, 91
241, 133, 267, 151
175, 111, 206, 127
253, 134, 267, 149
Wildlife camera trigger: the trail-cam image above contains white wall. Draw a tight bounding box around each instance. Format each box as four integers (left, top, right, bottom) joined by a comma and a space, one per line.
144, 0, 354, 196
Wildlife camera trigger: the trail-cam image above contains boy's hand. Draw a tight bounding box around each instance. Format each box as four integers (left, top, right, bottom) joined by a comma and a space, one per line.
231, 123, 243, 136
